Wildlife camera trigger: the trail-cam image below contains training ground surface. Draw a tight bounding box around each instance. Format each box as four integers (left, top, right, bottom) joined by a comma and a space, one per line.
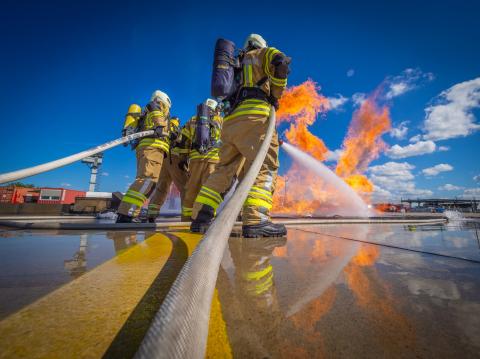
0, 216, 479, 358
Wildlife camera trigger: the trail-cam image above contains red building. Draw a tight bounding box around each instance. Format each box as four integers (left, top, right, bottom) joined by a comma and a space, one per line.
37, 188, 86, 204
0, 186, 40, 204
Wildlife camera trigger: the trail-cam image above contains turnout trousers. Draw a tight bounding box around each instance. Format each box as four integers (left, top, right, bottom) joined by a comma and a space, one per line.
117, 146, 164, 218
182, 160, 217, 219
147, 154, 188, 220
191, 113, 279, 225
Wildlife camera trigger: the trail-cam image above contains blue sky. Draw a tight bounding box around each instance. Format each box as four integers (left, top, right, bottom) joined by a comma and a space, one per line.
0, 0, 479, 200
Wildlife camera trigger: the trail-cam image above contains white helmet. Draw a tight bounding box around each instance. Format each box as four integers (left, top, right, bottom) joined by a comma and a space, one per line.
244, 33, 267, 49
150, 90, 171, 108
205, 98, 218, 111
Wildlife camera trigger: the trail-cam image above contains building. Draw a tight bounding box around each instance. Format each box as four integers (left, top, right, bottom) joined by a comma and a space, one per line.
37, 188, 86, 205
401, 198, 479, 213
0, 186, 40, 204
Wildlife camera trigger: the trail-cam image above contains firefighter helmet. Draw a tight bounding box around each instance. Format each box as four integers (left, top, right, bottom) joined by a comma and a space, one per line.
151, 90, 171, 108
205, 98, 218, 111
244, 34, 267, 50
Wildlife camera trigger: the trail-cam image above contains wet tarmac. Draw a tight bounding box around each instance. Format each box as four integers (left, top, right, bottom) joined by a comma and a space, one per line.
0, 220, 479, 358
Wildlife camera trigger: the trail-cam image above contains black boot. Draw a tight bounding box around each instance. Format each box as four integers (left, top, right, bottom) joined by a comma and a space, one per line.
147, 217, 156, 223
242, 221, 287, 238
116, 213, 133, 223
190, 205, 214, 234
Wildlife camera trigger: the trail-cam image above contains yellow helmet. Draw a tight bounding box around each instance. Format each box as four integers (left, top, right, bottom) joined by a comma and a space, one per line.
170, 116, 180, 127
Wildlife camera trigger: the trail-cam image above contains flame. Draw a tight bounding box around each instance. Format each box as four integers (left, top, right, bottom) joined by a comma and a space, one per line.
277, 80, 330, 161
335, 96, 391, 178
344, 174, 374, 194
273, 83, 392, 216
277, 79, 330, 125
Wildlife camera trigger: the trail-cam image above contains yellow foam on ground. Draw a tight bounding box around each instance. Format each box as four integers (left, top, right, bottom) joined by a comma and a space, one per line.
0, 233, 172, 358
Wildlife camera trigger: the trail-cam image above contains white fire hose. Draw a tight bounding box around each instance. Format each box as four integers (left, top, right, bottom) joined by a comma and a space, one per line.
0, 130, 154, 185
135, 108, 276, 359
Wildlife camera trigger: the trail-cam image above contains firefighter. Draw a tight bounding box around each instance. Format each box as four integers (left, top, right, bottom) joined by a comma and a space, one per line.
116, 90, 172, 223
147, 117, 189, 222
180, 99, 223, 220
226, 236, 286, 356
191, 34, 290, 237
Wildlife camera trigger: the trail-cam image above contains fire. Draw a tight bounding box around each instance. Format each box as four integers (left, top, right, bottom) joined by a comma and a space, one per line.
344, 174, 374, 194
285, 123, 329, 161
272, 81, 392, 216
335, 96, 391, 178
277, 80, 330, 161
277, 79, 330, 125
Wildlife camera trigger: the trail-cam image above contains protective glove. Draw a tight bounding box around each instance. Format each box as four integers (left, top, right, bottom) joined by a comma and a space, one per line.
268, 95, 279, 110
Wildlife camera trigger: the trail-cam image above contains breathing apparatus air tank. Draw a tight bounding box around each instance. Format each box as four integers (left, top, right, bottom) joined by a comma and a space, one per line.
211, 38, 237, 99
194, 103, 211, 154
123, 103, 142, 129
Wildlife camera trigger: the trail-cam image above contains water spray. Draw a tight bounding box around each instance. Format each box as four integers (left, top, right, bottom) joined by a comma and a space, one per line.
280, 142, 372, 217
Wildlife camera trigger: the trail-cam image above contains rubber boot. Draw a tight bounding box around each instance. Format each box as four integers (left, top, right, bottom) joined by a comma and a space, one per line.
242, 221, 287, 238
116, 213, 133, 223
190, 205, 214, 234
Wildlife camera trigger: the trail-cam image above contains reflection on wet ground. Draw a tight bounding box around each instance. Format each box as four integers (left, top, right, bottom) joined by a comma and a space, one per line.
215, 223, 480, 358
0, 222, 479, 358
0, 229, 145, 319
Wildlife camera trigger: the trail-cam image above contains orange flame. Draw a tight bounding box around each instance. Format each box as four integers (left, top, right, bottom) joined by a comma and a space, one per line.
272, 82, 392, 216
277, 80, 330, 161
336, 96, 392, 178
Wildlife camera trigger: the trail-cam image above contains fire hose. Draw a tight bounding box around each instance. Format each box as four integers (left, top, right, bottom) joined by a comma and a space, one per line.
135, 108, 277, 359
0, 130, 154, 185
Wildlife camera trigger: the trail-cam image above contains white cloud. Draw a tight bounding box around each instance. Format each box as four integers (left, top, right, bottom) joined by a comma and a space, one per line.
386, 140, 436, 159
423, 77, 480, 141
327, 95, 348, 110
372, 185, 393, 201
409, 135, 422, 143
325, 149, 343, 162
101, 172, 109, 176
461, 188, 480, 198
390, 121, 409, 140
124, 175, 130, 179
438, 184, 463, 191
368, 162, 433, 199
474, 175, 480, 183
386, 83, 409, 99
369, 162, 415, 179
422, 163, 453, 177
352, 92, 366, 107
385, 68, 434, 100
438, 145, 450, 152
347, 69, 355, 77
61, 182, 72, 187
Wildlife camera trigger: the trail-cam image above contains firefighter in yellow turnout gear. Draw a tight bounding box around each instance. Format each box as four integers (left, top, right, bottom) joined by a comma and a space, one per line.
116, 90, 172, 223
191, 34, 290, 237
180, 99, 223, 220
146, 117, 189, 222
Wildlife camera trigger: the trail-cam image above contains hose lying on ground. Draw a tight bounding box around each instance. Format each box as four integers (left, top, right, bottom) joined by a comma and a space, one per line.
135, 108, 277, 359
0, 130, 154, 184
